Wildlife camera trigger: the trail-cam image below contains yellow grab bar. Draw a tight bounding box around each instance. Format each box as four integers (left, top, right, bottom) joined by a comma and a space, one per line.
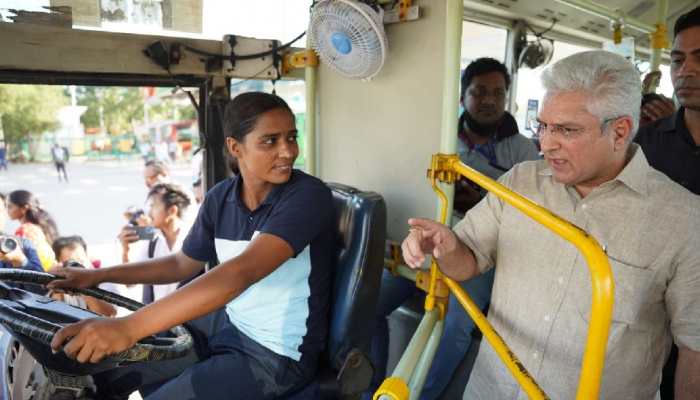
427, 156, 548, 399
444, 277, 549, 399
440, 155, 613, 399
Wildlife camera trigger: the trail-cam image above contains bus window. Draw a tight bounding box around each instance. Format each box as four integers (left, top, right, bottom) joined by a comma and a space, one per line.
514, 39, 593, 136
652, 64, 674, 99
461, 20, 508, 67
457, 20, 508, 130
0, 83, 200, 252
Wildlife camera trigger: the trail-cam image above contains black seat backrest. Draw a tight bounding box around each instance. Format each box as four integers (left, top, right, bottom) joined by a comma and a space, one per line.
326, 183, 386, 371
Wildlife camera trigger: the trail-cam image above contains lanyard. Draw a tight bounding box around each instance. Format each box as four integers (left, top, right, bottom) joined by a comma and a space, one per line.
475, 142, 498, 166
458, 131, 509, 173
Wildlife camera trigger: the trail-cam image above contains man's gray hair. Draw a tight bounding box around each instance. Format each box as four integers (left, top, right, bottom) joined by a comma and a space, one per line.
541, 50, 641, 137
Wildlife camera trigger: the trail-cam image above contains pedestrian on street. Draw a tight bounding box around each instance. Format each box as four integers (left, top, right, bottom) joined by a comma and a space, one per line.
51, 143, 69, 182
0, 142, 8, 171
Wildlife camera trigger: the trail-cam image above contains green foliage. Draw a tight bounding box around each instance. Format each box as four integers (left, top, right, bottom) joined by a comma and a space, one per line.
177, 103, 198, 120
0, 84, 196, 148
76, 87, 198, 135
0, 84, 68, 143
143, 88, 198, 123
77, 86, 145, 135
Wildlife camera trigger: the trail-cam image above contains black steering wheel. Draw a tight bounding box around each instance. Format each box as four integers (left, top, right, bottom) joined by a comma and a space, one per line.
0, 269, 193, 375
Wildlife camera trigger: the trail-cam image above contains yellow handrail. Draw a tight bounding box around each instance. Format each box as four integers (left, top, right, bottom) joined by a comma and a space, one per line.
445, 277, 549, 398
426, 156, 548, 398
439, 154, 614, 399
376, 154, 613, 400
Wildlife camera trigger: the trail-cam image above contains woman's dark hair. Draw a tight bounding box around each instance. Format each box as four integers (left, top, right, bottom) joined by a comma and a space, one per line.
8, 190, 59, 244
52, 235, 88, 260
148, 183, 191, 218
460, 58, 511, 98
674, 6, 700, 37
223, 92, 294, 141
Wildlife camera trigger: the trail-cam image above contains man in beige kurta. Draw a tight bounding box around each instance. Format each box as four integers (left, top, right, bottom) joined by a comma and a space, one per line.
402, 50, 700, 399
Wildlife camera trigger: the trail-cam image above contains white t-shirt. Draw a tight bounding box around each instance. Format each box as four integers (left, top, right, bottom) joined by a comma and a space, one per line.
131, 227, 188, 302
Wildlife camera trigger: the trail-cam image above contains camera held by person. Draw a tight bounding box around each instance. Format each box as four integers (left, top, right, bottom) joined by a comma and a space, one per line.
0, 235, 19, 255
118, 206, 156, 264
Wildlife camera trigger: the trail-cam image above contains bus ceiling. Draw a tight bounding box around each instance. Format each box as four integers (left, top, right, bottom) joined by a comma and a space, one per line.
0, 0, 696, 83
463, 0, 696, 66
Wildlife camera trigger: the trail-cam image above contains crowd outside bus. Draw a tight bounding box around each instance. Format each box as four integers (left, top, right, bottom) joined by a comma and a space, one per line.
0, 161, 202, 318
49, 235, 117, 317
118, 182, 193, 304
143, 159, 171, 190
1, 188, 126, 309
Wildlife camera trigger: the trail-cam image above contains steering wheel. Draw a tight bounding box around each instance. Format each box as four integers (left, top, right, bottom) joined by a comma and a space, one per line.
0, 269, 193, 375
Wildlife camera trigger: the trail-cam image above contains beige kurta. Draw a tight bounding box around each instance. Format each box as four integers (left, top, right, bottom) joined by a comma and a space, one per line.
455, 144, 700, 399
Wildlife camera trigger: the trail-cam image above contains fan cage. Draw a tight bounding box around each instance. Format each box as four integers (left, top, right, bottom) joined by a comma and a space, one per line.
309, 0, 388, 80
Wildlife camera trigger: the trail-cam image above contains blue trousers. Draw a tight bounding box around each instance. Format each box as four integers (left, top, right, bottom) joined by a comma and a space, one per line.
366, 268, 495, 400
94, 309, 314, 400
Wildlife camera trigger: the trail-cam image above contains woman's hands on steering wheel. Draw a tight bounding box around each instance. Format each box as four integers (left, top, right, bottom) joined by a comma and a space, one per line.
50, 317, 138, 363
48, 265, 140, 363
0, 269, 194, 366
47, 265, 103, 291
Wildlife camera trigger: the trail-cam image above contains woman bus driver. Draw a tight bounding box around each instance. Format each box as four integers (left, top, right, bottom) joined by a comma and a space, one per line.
48, 92, 336, 399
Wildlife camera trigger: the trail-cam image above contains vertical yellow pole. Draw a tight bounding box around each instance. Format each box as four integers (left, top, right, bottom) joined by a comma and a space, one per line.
304, 55, 317, 175
613, 22, 623, 44
649, 0, 669, 92
376, 3, 465, 399
437, 0, 463, 217
409, 0, 463, 395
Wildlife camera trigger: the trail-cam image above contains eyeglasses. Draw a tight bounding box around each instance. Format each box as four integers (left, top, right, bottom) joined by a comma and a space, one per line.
529, 116, 621, 140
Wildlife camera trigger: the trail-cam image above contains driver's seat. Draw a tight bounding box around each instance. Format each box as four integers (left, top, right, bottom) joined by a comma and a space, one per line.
284, 182, 386, 399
